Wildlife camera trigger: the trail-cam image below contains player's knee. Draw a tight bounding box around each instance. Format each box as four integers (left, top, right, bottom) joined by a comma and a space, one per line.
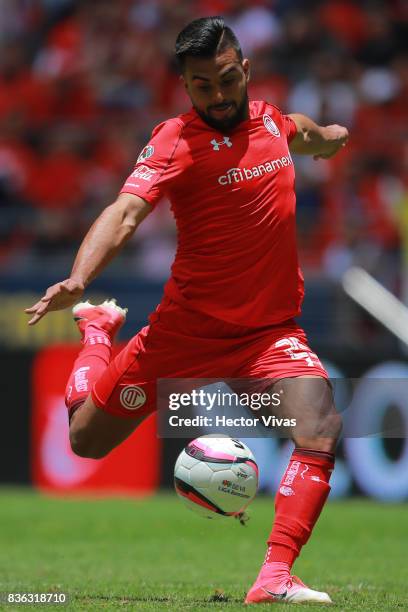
69, 427, 110, 459
294, 412, 342, 453
313, 410, 342, 440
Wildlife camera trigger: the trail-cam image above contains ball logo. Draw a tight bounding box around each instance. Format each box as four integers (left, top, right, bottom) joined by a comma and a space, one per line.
120, 385, 146, 410
263, 113, 280, 137
137, 144, 154, 164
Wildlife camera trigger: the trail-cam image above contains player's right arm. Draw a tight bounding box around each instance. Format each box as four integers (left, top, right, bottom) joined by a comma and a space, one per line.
26, 118, 184, 325
25, 194, 151, 325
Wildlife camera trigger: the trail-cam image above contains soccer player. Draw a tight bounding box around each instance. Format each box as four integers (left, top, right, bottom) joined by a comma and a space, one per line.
26, 17, 348, 605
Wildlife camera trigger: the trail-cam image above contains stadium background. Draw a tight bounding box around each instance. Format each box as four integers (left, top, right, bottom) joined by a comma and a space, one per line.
1, 0, 408, 504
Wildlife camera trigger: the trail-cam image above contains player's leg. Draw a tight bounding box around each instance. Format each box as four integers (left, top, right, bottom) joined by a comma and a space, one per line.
246, 375, 341, 604
266, 375, 341, 574
69, 395, 147, 459
66, 295, 228, 459
275, 374, 341, 451
64, 298, 145, 459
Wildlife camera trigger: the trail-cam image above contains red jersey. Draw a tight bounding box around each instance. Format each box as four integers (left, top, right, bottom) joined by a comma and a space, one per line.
120, 100, 303, 327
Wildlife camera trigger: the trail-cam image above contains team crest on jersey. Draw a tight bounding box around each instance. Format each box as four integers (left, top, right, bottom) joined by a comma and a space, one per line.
263, 114, 280, 137
137, 144, 154, 164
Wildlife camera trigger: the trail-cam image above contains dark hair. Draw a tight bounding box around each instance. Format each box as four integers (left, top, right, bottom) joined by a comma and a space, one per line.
175, 16, 243, 70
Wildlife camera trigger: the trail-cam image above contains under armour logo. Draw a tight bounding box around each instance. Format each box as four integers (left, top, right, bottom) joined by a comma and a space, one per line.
211, 137, 232, 151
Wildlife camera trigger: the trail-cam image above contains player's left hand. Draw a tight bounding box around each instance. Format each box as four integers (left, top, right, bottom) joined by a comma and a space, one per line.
25, 278, 84, 325
314, 125, 349, 160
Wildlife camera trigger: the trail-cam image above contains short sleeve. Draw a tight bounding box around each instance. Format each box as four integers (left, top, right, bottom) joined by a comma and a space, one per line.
282, 114, 297, 143
120, 119, 184, 207
267, 103, 298, 144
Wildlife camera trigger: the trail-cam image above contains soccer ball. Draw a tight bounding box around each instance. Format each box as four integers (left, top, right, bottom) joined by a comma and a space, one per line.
174, 436, 258, 519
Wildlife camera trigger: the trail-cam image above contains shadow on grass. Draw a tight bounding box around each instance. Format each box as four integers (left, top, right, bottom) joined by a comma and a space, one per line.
76, 592, 246, 606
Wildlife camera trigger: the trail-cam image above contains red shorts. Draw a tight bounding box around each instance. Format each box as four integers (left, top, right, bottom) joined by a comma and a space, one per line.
92, 297, 328, 419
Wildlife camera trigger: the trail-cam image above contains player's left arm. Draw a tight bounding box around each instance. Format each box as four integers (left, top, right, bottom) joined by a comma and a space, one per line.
288, 113, 349, 160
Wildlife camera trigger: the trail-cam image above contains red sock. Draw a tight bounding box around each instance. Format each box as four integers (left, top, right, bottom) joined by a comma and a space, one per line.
265, 448, 335, 569
65, 334, 112, 418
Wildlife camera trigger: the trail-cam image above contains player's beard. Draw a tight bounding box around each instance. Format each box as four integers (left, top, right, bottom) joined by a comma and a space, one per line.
195, 92, 249, 132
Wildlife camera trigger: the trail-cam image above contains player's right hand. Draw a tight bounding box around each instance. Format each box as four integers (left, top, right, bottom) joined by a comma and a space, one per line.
25, 279, 85, 325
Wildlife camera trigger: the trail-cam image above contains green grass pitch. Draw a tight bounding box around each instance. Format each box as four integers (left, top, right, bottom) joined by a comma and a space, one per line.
0, 489, 407, 611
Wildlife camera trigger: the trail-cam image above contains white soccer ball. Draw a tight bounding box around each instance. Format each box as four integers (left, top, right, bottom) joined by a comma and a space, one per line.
174, 436, 258, 519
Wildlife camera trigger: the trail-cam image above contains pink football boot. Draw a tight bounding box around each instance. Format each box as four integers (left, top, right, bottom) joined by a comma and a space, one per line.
245, 568, 332, 605
72, 299, 127, 344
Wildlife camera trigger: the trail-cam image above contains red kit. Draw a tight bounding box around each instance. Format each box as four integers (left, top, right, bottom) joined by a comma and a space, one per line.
92, 100, 327, 418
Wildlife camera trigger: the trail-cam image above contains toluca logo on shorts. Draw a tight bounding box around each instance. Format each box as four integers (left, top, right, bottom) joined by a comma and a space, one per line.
218, 154, 293, 185
211, 136, 232, 151
120, 385, 147, 410
137, 144, 154, 163
263, 113, 280, 137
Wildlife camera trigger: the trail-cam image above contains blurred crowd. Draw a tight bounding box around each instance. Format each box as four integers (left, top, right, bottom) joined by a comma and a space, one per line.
0, 0, 407, 286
